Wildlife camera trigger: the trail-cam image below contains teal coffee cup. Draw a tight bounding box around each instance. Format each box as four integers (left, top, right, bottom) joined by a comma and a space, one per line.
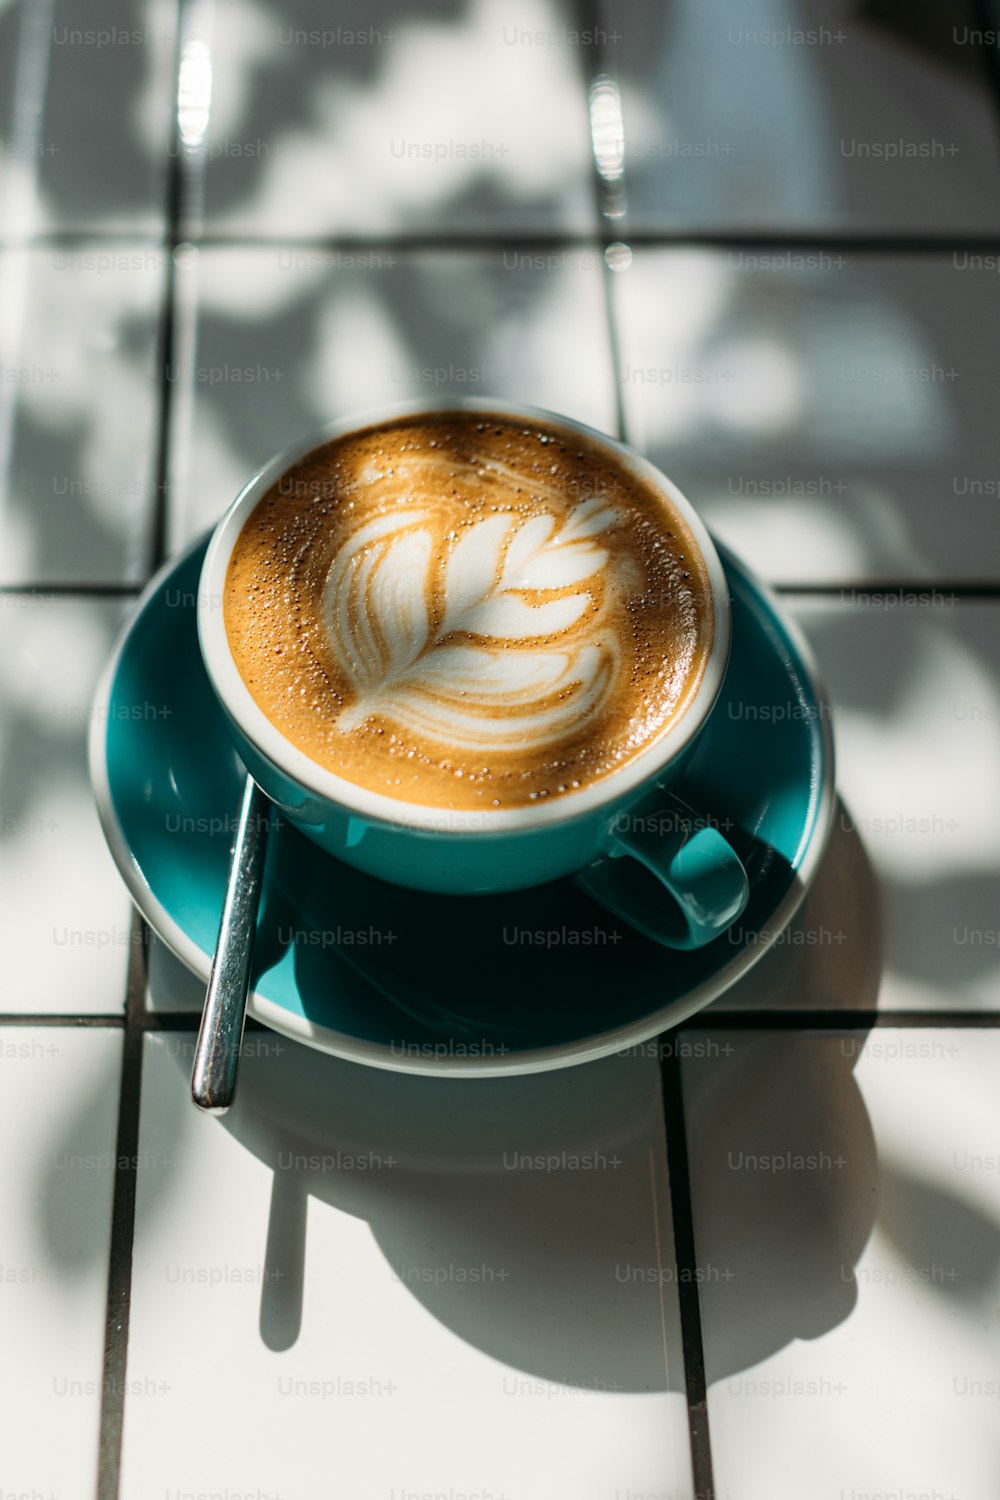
198, 400, 749, 949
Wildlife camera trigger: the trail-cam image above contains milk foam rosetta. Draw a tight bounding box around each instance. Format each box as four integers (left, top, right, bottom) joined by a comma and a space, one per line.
224, 415, 714, 810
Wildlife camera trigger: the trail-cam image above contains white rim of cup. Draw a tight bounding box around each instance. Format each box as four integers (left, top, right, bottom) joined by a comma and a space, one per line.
198, 398, 733, 835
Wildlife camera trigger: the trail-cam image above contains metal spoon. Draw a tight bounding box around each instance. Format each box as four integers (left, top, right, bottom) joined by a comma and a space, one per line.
191, 775, 271, 1113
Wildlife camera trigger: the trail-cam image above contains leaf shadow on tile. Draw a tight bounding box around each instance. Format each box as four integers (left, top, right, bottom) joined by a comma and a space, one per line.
622, 252, 1000, 584
185, 0, 461, 224
853, 0, 985, 79
173, 249, 599, 544
877, 1164, 1000, 1301
607, 0, 1000, 233
9, 404, 144, 586
0, 598, 128, 1005
0, 681, 81, 842
794, 605, 1000, 998
0, 598, 120, 819
35, 0, 171, 229
33, 1039, 127, 1274
0, 254, 161, 585
881, 875, 1000, 988
183, 0, 591, 236
0, 7, 21, 132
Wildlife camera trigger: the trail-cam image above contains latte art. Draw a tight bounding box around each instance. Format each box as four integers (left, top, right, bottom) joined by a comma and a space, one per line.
224, 414, 713, 810
324, 491, 621, 750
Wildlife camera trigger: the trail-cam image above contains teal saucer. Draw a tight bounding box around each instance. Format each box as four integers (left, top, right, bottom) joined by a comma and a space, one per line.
90, 536, 834, 1076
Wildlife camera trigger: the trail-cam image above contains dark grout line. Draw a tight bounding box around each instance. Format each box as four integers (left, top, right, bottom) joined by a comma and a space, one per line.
95, 910, 149, 1500
0, 582, 143, 598
137, 1009, 205, 1030
592, 231, 1000, 255
185, 231, 607, 253
681, 1009, 1000, 1030
138, 1011, 269, 1032
0, 1014, 126, 1027
3, 1008, 1000, 1032
3, 1008, 1000, 1033
0, 230, 168, 249
8, 228, 1000, 255
0, 1008, 272, 1031
660, 1051, 716, 1500
95, 10, 188, 1498
775, 582, 1000, 601
3, 581, 997, 605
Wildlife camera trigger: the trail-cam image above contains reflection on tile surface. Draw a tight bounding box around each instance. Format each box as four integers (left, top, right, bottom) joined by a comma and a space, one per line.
615, 249, 1000, 583
167, 244, 616, 547
0, 245, 163, 584
0, 1027, 122, 1498
182, 0, 595, 236
0, 597, 131, 1013
122, 1031, 694, 1499
685, 1029, 1000, 1499
602, 0, 1000, 231
0, 0, 177, 236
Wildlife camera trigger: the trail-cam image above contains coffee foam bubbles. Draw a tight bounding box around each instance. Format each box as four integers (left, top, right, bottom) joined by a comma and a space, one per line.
224, 416, 712, 811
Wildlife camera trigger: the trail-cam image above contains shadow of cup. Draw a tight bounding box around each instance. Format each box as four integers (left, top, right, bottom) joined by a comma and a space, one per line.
35, 801, 883, 1395
682, 801, 884, 1382
147, 799, 883, 1388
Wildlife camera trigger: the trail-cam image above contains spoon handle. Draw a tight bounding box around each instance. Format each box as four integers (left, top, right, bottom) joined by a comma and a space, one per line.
191, 776, 271, 1114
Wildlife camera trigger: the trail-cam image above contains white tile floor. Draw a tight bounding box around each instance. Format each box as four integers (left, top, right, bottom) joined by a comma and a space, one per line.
715, 600, 1000, 1014
122, 1032, 694, 1500
0, 244, 164, 584
0, 1026, 122, 1499
0, 0, 177, 237
600, 0, 1000, 233
166, 242, 618, 548
684, 1028, 1000, 1500
613, 248, 1000, 584
795, 601, 1000, 1012
1, 8, 998, 1500
181, 0, 596, 238
0, 596, 132, 1014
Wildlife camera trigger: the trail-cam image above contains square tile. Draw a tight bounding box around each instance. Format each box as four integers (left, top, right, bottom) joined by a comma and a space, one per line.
601, 0, 1000, 232
683, 1028, 1000, 1500
0, 595, 133, 1014
167, 243, 617, 547
614, 249, 1000, 583
0, 0, 177, 236
181, 0, 595, 237
0, 1025, 122, 1498
123, 1031, 695, 1499
714, 600, 1000, 1014
0, 244, 164, 584
800, 600, 1000, 1011
145, 936, 203, 1014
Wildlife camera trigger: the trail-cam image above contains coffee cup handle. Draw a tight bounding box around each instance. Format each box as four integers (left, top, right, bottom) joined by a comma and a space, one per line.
574, 793, 750, 950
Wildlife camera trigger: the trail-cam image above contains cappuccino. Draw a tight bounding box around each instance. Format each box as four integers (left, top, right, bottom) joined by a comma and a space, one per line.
224, 413, 713, 810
